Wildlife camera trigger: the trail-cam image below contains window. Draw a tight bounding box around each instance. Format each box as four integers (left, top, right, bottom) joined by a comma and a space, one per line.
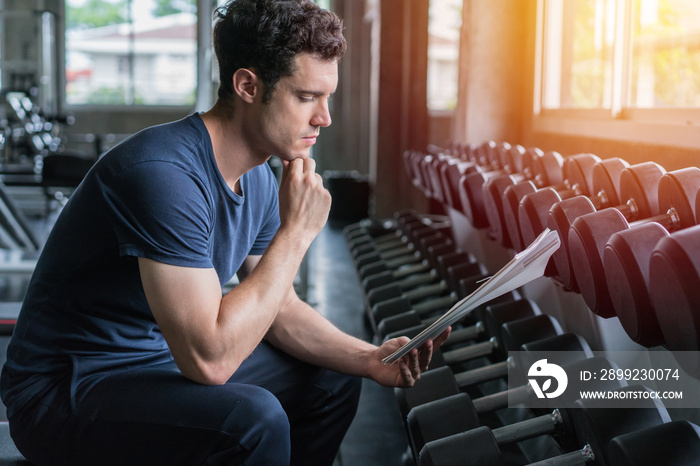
427, 0, 462, 111
628, 0, 700, 108
65, 0, 197, 106
536, 0, 700, 146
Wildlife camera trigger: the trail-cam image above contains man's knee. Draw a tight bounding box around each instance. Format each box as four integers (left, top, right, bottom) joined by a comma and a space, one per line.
221, 384, 291, 463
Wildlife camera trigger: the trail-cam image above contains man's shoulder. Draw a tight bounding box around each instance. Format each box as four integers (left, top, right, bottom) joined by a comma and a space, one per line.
100, 114, 209, 176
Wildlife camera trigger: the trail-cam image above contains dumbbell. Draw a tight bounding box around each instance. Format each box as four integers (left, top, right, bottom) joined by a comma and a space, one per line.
354, 228, 453, 273
350, 218, 446, 259
419, 384, 670, 466
649, 223, 700, 356
437, 153, 483, 213
437, 154, 472, 212
361, 249, 477, 296
426, 153, 462, 205
569, 167, 700, 317
407, 354, 613, 455
343, 211, 416, 240
547, 161, 657, 293
518, 154, 620, 251
357, 231, 457, 282
603, 192, 700, 347
457, 147, 532, 229
403, 150, 423, 189
608, 420, 700, 466
368, 261, 487, 334
601, 222, 673, 347
405, 150, 433, 195
482, 150, 565, 248
405, 331, 591, 420
395, 305, 562, 417
365, 257, 485, 316
373, 260, 520, 336
346, 210, 433, 247
499, 153, 599, 252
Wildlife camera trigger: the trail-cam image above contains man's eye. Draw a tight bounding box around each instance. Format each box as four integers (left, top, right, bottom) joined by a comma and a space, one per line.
299, 96, 314, 102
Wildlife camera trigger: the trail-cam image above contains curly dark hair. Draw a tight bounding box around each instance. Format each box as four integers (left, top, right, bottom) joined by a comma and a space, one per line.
213, 0, 346, 104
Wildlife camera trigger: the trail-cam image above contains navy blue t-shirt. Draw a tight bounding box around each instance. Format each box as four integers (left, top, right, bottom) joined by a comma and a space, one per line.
0, 113, 281, 418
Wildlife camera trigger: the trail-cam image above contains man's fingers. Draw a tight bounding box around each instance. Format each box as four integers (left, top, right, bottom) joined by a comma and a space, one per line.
302, 157, 317, 176
399, 359, 413, 387
433, 327, 452, 351
409, 348, 421, 380
418, 340, 433, 372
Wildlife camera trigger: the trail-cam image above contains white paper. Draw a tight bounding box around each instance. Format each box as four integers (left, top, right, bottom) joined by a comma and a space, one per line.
382, 228, 561, 364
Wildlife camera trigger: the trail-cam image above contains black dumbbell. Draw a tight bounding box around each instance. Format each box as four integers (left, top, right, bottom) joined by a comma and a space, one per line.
366, 260, 485, 317
375, 270, 521, 340
363, 252, 479, 306
407, 353, 609, 455
353, 226, 447, 266
395, 304, 562, 418
362, 250, 477, 294
349, 216, 440, 256
608, 420, 700, 466
343, 212, 415, 241
419, 384, 670, 466
355, 230, 453, 277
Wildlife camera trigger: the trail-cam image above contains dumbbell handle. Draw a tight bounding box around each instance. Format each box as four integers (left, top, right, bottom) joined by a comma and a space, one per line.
492, 409, 563, 445
412, 294, 458, 316
403, 282, 449, 302
472, 380, 533, 413
442, 337, 497, 366
381, 251, 422, 269
454, 360, 508, 388
391, 261, 432, 279
393, 269, 440, 289
526, 444, 595, 465
446, 321, 484, 344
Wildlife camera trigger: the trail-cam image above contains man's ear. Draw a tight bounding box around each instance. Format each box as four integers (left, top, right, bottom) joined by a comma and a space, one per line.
232, 68, 259, 103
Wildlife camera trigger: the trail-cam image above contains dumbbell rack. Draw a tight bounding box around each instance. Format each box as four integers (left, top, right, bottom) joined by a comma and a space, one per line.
344, 140, 700, 465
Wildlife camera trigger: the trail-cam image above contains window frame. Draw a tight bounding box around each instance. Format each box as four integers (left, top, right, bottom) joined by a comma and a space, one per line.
533, 0, 700, 149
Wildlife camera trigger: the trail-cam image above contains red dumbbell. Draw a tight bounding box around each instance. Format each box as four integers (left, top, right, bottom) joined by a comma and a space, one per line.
457, 146, 530, 229
482, 150, 565, 249
649, 223, 700, 375
518, 154, 609, 247
602, 222, 670, 347
439, 154, 479, 212
503, 153, 600, 253
568, 167, 700, 318
547, 161, 659, 294
437, 142, 521, 213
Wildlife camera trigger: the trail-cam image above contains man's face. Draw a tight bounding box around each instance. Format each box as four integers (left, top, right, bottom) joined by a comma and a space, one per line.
248, 53, 338, 161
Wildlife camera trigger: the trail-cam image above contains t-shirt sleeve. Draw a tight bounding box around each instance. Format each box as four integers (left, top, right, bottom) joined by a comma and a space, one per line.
101, 160, 214, 268
248, 165, 281, 255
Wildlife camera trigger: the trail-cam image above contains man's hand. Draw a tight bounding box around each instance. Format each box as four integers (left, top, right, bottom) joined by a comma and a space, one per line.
278, 158, 331, 244
366, 328, 451, 388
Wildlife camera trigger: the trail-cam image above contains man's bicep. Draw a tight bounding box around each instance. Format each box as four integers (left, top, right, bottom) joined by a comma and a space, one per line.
138, 257, 223, 358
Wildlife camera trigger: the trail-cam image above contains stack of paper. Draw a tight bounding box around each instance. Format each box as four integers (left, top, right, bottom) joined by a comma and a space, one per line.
383, 228, 561, 364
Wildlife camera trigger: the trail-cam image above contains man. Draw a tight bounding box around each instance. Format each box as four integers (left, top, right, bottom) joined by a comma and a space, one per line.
1, 1, 449, 464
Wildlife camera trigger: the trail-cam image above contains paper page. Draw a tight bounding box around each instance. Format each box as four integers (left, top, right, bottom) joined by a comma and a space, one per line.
382, 228, 561, 364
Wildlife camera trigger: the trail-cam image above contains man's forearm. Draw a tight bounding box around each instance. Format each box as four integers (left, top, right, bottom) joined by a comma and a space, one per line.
265, 297, 379, 379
